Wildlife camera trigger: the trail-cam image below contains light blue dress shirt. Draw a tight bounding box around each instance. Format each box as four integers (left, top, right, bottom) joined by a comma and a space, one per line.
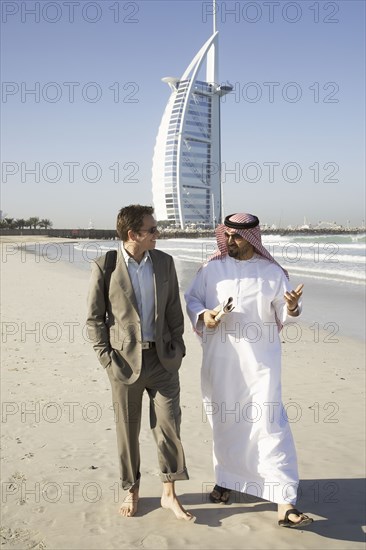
122, 245, 155, 342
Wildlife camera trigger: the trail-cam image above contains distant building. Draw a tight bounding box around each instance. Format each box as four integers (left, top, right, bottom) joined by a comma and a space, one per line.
152, 10, 232, 229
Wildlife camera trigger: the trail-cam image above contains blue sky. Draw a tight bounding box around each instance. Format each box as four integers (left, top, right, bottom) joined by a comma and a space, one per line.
1, 0, 365, 228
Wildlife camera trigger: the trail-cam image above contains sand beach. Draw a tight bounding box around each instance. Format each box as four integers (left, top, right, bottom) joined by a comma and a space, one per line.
1, 237, 365, 549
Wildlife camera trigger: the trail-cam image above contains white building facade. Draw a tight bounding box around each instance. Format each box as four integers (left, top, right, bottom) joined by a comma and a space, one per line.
152, 29, 232, 229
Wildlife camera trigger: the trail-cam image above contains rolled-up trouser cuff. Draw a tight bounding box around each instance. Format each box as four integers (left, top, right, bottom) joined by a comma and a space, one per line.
122, 473, 141, 491
160, 468, 189, 483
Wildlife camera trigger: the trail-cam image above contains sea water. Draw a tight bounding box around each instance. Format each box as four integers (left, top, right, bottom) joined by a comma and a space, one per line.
28, 233, 366, 341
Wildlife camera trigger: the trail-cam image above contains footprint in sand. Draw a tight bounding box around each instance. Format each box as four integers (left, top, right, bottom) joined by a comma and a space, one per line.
21, 452, 34, 460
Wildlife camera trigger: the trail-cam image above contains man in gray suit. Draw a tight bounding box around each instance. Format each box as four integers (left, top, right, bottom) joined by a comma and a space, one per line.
87, 205, 193, 520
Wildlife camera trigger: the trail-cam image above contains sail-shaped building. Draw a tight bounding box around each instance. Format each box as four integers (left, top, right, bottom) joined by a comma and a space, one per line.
152, 13, 232, 229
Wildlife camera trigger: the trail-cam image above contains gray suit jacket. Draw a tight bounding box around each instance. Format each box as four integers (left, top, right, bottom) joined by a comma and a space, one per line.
86, 247, 185, 384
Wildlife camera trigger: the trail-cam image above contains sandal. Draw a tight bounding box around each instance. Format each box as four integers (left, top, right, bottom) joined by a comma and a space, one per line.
209, 484, 231, 504
278, 508, 313, 528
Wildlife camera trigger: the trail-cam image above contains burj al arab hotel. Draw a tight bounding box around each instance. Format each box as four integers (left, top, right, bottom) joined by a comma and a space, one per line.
152, 5, 232, 229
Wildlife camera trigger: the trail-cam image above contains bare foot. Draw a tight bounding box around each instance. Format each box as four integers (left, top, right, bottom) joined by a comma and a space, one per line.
119, 486, 139, 517
161, 493, 195, 522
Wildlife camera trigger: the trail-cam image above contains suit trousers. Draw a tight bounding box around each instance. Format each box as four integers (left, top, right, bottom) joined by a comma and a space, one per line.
106, 347, 189, 490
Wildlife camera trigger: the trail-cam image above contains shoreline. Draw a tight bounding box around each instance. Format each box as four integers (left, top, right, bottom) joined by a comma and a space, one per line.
0, 235, 81, 244
1, 227, 365, 243
1, 236, 365, 342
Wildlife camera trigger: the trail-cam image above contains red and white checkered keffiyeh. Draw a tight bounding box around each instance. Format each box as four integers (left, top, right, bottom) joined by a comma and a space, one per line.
209, 213, 289, 280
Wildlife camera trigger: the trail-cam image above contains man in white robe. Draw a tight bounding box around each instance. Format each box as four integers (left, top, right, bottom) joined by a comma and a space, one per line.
185, 213, 313, 528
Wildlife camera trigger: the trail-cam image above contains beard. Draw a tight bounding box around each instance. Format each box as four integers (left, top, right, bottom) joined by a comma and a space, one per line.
227, 242, 254, 260
227, 246, 239, 258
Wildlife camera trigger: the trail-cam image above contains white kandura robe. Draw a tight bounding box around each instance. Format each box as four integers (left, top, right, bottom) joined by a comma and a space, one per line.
184, 254, 300, 504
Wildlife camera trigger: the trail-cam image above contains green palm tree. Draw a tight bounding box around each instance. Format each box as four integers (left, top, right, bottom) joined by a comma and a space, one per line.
4, 218, 15, 228
28, 217, 40, 229
39, 219, 53, 229
15, 219, 26, 229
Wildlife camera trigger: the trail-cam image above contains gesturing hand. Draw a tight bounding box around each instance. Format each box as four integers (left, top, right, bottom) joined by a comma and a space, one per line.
284, 283, 304, 314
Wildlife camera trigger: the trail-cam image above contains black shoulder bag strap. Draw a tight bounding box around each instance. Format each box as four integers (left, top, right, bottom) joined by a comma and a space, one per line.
103, 250, 117, 321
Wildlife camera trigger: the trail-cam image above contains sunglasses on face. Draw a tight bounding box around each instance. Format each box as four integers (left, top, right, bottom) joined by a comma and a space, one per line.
139, 226, 159, 234
224, 232, 243, 241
